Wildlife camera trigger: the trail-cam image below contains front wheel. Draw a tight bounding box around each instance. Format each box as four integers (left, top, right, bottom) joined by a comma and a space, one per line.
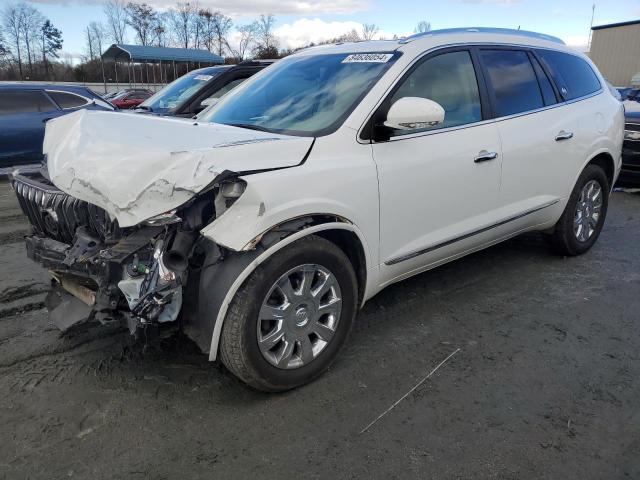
219, 235, 358, 392
550, 164, 609, 256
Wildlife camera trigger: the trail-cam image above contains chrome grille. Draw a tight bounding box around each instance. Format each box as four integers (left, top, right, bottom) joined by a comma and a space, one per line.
11, 174, 116, 244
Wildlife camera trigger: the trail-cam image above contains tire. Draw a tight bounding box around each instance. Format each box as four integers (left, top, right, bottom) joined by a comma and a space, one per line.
550, 164, 609, 256
219, 235, 358, 392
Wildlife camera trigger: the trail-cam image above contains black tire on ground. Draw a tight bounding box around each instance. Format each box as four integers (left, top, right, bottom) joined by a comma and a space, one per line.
219, 234, 358, 392
550, 164, 610, 256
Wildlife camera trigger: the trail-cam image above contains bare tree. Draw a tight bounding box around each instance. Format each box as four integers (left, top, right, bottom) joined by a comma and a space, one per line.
2, 3, 24, 79
104, 0, 127, 44
414, 21, 431, 34
85, 24, 95, 59
252, 13, 278, 58
87, 22, 106, 58
212, 11, 232, 56
169, 2, 196, 49
227, 23, 255, 61
152, 13, 169, 47
361, 23, 379, 41
126, 3, 157, 46
19, 3, 44, 76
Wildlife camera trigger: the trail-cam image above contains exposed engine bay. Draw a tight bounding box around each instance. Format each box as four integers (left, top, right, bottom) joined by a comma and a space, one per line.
11, 171, 245, 343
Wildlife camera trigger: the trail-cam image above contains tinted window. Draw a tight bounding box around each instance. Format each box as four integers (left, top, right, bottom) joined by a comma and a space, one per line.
0, 90, 57, 114
47, 91, 88, 109
530, 56, 557, 106
388, 50, 482, 134
208, 77, 247, 99
537, 50, 601, 100
481, 50, 544, 117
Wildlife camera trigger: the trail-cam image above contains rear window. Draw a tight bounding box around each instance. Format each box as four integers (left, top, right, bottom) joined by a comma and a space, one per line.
480, 49, 544, 117
0, 90, 58, 114
47, 91, 89, 109
536, 50, 601, 100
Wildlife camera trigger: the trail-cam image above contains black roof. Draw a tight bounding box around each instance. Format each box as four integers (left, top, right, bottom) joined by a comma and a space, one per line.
592, 19, 640, 31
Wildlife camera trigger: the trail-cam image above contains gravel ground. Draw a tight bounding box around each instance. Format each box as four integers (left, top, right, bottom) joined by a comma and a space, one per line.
0, 180, 638, 480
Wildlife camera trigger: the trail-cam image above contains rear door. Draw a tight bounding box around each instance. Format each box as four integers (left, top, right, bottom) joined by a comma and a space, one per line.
0, 89, 60, 167
478, 47, 577, 221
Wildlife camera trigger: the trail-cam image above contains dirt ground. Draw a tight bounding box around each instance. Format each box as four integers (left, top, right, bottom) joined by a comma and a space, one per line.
0, 180, 638, 480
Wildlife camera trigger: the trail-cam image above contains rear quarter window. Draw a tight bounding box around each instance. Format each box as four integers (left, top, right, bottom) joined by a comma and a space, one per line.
47, 91, 89, 109
536, 50, 601, 100
0, 90, 58, 114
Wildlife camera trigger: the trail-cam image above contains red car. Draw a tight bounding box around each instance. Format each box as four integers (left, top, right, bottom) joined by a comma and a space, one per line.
110, 89, 153, 109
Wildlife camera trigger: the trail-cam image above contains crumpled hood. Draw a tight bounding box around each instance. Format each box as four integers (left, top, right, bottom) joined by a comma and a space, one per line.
44, 110, 313, 227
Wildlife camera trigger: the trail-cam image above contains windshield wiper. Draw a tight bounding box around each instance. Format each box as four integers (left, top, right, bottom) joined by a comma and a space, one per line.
228, 123, 272, 132
136, 105, 153, 111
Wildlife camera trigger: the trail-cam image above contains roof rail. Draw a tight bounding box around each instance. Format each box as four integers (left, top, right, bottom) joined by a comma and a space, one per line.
400, 27, 565, 45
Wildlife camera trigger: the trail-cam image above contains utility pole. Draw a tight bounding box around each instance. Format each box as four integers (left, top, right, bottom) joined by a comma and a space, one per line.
587, 3, 596, 52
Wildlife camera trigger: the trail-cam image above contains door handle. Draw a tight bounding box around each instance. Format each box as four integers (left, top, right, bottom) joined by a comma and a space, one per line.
474, 150, 498, 163
555, 130, 574, 141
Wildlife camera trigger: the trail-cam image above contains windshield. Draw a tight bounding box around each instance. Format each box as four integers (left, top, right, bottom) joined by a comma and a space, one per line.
200, 52, 399, 136
140, 70, 222, 113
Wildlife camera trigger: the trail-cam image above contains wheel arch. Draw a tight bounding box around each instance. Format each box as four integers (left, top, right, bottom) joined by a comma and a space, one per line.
204, 221, 371, 361
581, 150, 616, 190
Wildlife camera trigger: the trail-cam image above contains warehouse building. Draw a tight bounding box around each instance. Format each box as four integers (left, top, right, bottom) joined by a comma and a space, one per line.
589, 20, 640, 87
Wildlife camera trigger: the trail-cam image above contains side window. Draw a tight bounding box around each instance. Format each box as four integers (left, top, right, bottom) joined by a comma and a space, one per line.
536, 50, 601, 100
530, 55, 557, 106
208, 77, 247, 100
0, 90, 58, 114
47, 91, 89, 109
480, 49, 544, 117
387, 50, 482, 135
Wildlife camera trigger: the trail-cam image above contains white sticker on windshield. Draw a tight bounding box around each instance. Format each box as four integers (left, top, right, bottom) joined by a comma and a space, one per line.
342, 53, 393, 63
194, 74, 213, 81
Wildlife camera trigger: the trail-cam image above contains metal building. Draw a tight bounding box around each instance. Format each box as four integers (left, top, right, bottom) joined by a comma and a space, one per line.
589, 20, 640, 87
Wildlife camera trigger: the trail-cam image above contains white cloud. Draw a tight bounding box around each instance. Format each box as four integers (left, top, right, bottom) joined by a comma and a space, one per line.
274, 18, 403, 50
563, 35, 589, 53
28, 0, 370, 16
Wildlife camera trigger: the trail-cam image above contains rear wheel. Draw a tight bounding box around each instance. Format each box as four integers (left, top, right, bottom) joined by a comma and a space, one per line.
219, 235, 358, 392
550, 164, 609, 256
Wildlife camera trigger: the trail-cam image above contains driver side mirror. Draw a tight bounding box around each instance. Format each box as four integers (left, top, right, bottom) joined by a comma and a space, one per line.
384, 97, 445, 131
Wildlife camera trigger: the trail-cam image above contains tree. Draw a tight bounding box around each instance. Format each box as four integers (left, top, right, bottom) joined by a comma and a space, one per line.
212, 12, 232, 57
227, 23, 256, 61
125, 2, 157, 46
198, 9, 233, 56
2, 3, 24, 79
169, 2, 196, 49
414, 21, 431, 34
90, 22, 106, 58
104, 0, 127, 44
19, 3, 44, 76
361, 23, 379, 40
41, 19, 62, 74
252, 14, 277, 56
152, 13, 169, 47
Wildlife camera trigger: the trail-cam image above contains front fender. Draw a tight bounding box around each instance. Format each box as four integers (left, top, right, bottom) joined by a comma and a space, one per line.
199, 223, 373, 361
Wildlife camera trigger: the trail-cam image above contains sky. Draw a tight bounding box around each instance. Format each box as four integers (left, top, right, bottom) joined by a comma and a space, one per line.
5, 0, 640, 59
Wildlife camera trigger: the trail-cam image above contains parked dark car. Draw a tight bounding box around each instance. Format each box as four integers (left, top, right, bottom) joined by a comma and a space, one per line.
0, 84, 115, 169
103, 88, 152, 101
618, 108, 640, 187
135, 60, 274, 117
617, 87, 640, 101
110, 89, 153, 109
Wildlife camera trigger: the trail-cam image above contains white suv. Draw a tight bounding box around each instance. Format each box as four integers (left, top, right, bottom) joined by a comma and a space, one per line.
12, 28, 624, 391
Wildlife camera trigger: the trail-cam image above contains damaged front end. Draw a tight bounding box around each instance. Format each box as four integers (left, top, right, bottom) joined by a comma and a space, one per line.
11, 172, 240, 338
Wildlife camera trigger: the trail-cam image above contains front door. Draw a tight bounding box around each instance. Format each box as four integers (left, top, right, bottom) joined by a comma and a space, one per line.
370, 49, 503, 284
